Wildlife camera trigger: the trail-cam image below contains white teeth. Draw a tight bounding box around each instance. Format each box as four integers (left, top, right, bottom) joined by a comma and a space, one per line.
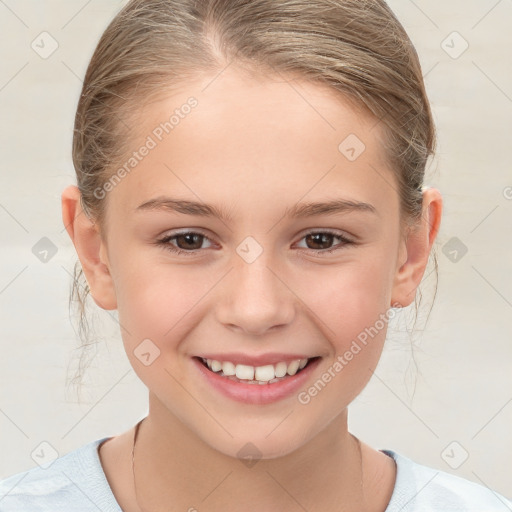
222, 361, 236, 376
287, 360, 300, 376
201, 357, 312, 383
254, 365, 275, 382
210, 360, 222, 372
275, 361, 288, 378
235, 364, 255, 380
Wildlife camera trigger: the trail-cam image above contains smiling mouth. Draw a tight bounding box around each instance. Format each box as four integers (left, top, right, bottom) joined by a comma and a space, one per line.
196, 356, 320, 385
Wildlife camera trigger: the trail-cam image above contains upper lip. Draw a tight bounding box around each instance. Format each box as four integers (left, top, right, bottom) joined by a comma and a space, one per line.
196, 353, 318, 366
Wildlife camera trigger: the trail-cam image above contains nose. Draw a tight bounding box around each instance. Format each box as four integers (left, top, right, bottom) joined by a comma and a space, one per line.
215, 250, 295, 336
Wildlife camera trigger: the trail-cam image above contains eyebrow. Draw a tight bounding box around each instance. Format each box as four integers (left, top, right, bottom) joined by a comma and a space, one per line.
135, 196, 378, 221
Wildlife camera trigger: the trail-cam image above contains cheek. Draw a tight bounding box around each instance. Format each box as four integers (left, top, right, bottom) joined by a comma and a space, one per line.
299, 255, 394, 345
293, 252, 394, 398
115, 243, 395, 346
114, 262, 210, 347
114, 265, 213, 395
295, 261, 392, 421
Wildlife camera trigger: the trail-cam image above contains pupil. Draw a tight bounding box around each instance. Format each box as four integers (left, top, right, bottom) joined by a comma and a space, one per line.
179, 233, 201, 249
308, 233, 331, 250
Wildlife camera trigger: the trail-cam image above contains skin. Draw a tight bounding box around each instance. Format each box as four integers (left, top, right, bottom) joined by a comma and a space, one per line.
62, 64, 442, 512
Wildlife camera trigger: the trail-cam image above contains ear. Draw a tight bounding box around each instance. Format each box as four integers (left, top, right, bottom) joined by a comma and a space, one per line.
61, 185, 117, 310
390, 187, 443, 308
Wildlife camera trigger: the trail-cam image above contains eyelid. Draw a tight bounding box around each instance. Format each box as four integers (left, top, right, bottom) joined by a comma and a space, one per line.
293, 229, 354, 252
157, 228, 351, 243
157, 228, 354, 257
296, 227, 353, 241
162, 227, 209, 237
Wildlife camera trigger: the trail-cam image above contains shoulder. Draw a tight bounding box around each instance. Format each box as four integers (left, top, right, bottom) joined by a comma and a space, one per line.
0, 437, 121, 512
383, 449, 512, 512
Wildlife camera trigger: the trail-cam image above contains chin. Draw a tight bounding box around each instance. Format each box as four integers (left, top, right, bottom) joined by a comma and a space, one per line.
201, 425, 313, 463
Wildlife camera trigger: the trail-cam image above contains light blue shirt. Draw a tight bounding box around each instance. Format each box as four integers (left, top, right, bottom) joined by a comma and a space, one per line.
0, 438, 510, 511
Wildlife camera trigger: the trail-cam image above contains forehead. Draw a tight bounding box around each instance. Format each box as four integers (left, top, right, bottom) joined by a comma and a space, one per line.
106, 66, 397, 221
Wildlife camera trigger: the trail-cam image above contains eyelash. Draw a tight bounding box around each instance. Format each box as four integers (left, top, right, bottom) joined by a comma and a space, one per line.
156, 229, 354, 257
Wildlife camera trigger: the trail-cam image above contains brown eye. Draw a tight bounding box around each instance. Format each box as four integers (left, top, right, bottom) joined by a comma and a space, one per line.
157, 231, 213, 255
174, 233, 204, 250
305, 233, 336, 250
296, 230, 354, 254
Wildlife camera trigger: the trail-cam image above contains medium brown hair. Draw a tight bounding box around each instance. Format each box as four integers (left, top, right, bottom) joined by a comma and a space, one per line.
68, 0, 438, 398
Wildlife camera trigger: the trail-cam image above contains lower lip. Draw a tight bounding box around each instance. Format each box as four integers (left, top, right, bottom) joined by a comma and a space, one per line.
192, 357, 321, 405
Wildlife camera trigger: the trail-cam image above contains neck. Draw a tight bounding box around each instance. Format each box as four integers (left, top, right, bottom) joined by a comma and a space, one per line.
132, 393, 367, 512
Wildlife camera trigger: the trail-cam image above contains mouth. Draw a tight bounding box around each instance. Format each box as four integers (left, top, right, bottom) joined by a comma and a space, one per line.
195, 356, 321, 385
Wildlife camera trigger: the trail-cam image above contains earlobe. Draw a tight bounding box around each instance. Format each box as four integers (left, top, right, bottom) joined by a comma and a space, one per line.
390, 188, 443, 308
61, 185, 117, 311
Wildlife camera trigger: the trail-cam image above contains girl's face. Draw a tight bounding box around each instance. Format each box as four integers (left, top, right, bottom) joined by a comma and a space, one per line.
86, 66, 429, 458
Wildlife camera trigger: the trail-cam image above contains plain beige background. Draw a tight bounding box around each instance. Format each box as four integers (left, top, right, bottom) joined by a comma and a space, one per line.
0, 0, 511, 502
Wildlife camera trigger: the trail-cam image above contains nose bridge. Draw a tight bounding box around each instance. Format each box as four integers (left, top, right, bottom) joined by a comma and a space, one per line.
215, 238, 295, 335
